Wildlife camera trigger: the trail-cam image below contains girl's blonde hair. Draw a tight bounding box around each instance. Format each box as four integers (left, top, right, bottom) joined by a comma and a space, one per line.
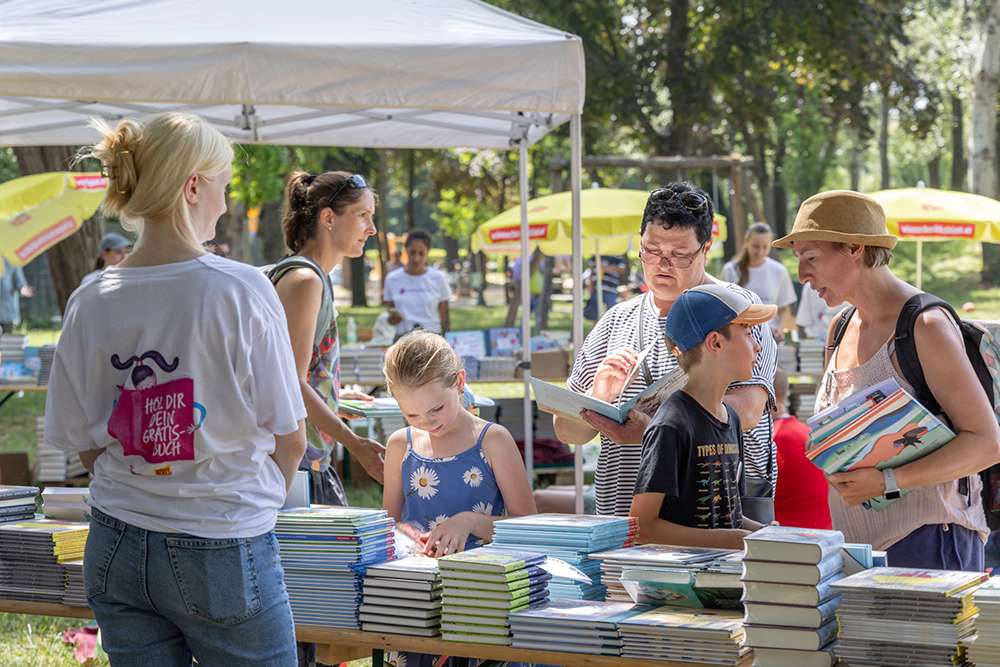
81, 112, 233, 250
383, 331, 463, 396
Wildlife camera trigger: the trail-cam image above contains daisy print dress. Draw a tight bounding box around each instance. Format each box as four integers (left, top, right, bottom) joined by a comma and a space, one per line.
399, 422, 505, 551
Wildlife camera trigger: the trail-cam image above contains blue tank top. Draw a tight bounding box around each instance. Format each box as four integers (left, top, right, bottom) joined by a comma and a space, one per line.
400, 423, 506, 551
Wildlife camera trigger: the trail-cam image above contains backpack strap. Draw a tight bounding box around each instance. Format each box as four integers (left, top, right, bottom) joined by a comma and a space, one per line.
267, 255, 334, 350
827, 306, 856, 352
893, 294, 959, 417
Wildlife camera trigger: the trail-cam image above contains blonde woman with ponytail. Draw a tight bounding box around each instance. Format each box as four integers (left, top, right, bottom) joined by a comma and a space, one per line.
45, 112, 306, 666
273, 170, 385, 507
722, 221, 797, 338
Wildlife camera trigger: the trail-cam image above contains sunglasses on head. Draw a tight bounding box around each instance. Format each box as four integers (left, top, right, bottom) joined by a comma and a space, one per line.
325, 174, 368, 210
650, 188, 710, 211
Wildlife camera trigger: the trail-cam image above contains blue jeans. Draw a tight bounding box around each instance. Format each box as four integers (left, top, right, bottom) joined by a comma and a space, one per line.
85, 507, 297, 667
886, 522, 985, 572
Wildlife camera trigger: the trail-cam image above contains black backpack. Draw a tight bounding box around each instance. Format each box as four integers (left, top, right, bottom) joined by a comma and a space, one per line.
831, 293, 1000, 530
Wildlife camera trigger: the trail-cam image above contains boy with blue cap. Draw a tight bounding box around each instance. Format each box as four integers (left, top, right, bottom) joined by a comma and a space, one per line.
630, 283, 777, 549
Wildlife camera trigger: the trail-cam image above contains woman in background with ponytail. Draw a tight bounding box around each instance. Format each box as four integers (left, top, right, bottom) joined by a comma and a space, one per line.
44, 112, 307, 666
723, 221, 797, 339
273, 171, 385, 506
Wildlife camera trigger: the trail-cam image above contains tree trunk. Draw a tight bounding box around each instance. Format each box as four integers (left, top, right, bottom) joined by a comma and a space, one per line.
12, 146, 103, 315
664, 0, 694, 155
442, 234, 459, 269
537, 253, 554, 332
773, 137, 788, 238
476, 251, 487, 307
350, 256, 367, 307
951, 95, 966, 191
376, 150, 390, 288
927, 154, 942, 189
972, 0, 1000, 284
258, 200, 286, 263
849, 124, 864, 192
880, 93, 891, 190
405, 150, 416, 231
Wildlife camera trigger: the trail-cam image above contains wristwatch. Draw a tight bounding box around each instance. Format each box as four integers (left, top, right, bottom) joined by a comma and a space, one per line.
882, 468, 902, 500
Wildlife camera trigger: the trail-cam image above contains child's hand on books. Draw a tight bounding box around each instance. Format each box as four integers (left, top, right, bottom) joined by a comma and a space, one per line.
826, 468, 884, 506
580, 408, 651, 445
422, 512, 480, 557
588, 347, 640, 402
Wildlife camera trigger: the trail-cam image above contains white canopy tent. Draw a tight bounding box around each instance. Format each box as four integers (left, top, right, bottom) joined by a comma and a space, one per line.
0, 0, 588, 509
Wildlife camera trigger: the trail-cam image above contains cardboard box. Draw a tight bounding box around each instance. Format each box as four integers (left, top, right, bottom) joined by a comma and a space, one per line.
515, 348, 569, 381
0, 453, 33, 486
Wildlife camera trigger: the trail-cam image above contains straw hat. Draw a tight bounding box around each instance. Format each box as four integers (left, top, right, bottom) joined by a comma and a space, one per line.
772, 190, 898, 250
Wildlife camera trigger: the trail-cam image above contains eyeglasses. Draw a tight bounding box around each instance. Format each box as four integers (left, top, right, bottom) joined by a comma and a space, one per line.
638, 243, 707, 268
325, 174, 368, 210
650, 188, 710, 211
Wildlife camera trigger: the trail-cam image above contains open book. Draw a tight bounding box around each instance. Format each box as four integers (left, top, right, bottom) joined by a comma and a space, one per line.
530, 349, 687, 424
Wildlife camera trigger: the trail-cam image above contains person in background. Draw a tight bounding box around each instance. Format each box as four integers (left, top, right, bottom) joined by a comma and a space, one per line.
80, 232, 131, 288
584, 254, 628, 320
776, 189, 1000, 570
383, 228, 452, 335
274, 170, 386, 507
0, 258, 34, 334
553, 182, 778, 521
45, 111, 306, 666
723, 222, 797, 339
384, 247, 403, 274
796, 283, 847, 342
771, 365, 832, 529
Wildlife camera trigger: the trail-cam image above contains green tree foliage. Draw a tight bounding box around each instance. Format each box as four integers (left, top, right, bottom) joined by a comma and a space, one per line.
0, 147, 18, 183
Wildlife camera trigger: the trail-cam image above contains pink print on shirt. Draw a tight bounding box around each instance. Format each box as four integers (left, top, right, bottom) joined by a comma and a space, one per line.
107, 351, 202, 464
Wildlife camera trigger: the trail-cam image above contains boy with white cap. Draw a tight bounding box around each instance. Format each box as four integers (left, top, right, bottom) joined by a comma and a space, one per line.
630, 283, 777, 549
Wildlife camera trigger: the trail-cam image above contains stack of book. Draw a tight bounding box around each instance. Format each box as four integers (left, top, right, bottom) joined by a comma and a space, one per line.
40, 487, 90, 522
275, 506, 395, 628
437, 547, 548, 645
508, 598, 648, 655
971, 576, 1000, 667
617, 605, 752, 666
0, 518, 89, 603
0, 485, 39, 524
37, 347, 55, 386
489, 514, 636, 600
338, 398, 402, 419
590, 544, 730, 603
741, 526, 844, 666
359, 557, 441, 636
63, 560, 86, 606
797, 339, 826, 374
831, 567, 987, 667
0, 335, 27, 382
36, 416, 88, 483
776, 344, 797, 371
618, 553, 745, 611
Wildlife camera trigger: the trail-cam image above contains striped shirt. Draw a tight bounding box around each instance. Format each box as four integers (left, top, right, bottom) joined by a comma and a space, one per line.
568, 286, 778, 517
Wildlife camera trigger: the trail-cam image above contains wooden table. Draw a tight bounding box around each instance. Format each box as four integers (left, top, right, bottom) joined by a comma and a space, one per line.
0, 600, 722, 667
0, 383, 45, 411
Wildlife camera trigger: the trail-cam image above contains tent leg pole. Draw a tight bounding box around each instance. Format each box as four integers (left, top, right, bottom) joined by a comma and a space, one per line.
595, 239, 604, 319
570, 115, 584, 515
519, 146, 533, 490
916, 240, 923, 290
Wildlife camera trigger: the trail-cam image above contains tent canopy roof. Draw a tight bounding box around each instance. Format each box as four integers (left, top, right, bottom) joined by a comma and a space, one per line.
0, 0, 584, 149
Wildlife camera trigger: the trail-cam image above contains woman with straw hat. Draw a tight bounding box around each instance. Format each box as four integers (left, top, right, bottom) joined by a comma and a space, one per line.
774, 190, 1000, 571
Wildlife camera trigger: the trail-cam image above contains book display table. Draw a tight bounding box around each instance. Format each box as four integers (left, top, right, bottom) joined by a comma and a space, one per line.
0, 600, 723, 667
0, 383, 46, 411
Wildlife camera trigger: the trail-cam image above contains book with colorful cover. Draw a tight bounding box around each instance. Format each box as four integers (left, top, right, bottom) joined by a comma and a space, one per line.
488, 328, 521, 357
530, 358, 687, 425
276, 506, 390, 525
741, 574, 846, 606
494, 513, 634, 535
742, 526, 845, 564
591, 544, 733, 567
620, 568, 742, 610
805, 387, 955, 510
508, 598, 651, 629
830, 567, 989, 598
442, 590, 548, 610
445, 330, 488, 358
742, 554, 844, 586
617, 605, 745, 638
529, 335, 561, 352
808, 377, 902, 431
440, 564, 547, 584
363, 556, 438, 580
440, 573, 551, 593
337, 398, 402, 419
437, 547, 545, 573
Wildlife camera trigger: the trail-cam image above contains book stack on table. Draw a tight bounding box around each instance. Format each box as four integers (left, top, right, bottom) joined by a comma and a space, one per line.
618, 552, 745, 612
590, 544, 728, 603
437, 547, 549, 645
488, 513, 636, 600
508, 598, 649, 655
831, 567, 987, 667
741, 526, 845, 667
970, 576, 1000, 667
40, 487, 90, 522
359, 557, 441, 636
63, 560, 86, 606
0, 485, 39, 525
275, 506, 395, 628
0, 518, 88, 604
36, 416, 88, 483
797, 339, 825, 374
617, 605, 753, 666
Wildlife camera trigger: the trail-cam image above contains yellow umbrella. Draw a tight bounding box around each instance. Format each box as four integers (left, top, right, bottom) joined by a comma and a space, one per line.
868, 187, 1000, 288
0, 172, 108, 267
472, 188, 727, 257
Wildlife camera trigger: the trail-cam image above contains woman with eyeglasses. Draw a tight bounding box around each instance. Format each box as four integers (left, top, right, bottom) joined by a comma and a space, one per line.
551, 181, 778, 521
722, 222, 798, 340
273, 171, 386, 508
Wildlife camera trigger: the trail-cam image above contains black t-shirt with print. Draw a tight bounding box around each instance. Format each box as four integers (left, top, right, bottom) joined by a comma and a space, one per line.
634, 390, 746, 529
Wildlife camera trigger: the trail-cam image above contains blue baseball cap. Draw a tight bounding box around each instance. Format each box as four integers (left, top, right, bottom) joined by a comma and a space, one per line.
462, 385, 496, 409
664, 283, 777, 355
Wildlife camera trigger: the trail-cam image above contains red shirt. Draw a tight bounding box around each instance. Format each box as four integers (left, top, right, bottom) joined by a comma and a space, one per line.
773, 415, 833, 529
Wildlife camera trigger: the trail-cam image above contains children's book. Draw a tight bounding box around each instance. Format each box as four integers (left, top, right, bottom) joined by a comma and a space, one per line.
751, 646, 837, 667
444, 582, 548, 601
530, 360, 687, 425
591, 544, 733, 567
620, 568, 742, 610
743, 597, 841, 629
437, 547, 545, 573
616, 605, 745, 638
488, 328, 520, 357
742, 526, 845, 564
363, 556, 439, 581
440, 564, 547, 584
445, 330, 487, 358
442, 590, 548, 610
364, 622, 439, 636
744, 619, 838, 651
529, 334, 561, 352
741, 574, 846, 606
830, 567, 989, 598
805, 386, 955, 510
742, 553, 843, 586
807, 378, 901, 430
440, 573, 551, 593
508, 598, 651, 629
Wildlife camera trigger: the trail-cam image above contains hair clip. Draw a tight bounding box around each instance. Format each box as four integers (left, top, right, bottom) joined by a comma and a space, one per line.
115, 150, 133, 194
